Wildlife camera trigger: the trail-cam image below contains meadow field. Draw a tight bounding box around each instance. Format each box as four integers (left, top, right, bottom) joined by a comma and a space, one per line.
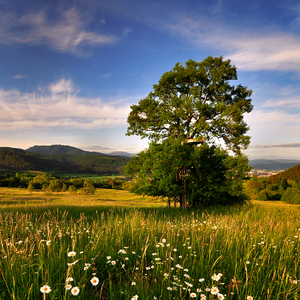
0, 188, 299, 300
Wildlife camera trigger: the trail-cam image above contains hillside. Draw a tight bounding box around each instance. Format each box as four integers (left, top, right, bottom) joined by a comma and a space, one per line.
0, 145, 131, 175
109, 151, 135, 157
249, 159, 300, 171
268, 163, 300, 183
0, 148, 83, 173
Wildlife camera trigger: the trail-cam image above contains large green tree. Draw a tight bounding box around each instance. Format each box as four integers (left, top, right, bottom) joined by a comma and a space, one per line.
126, 56, 253, 208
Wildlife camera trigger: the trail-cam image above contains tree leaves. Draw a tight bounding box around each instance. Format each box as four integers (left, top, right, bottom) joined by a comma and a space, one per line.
126, 56, 252, 153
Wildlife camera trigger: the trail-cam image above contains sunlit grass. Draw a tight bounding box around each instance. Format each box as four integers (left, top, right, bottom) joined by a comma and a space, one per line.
0, 188, 300, 299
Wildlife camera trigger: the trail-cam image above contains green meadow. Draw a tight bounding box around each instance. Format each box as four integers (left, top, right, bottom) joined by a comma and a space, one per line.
0, 188, 300, 299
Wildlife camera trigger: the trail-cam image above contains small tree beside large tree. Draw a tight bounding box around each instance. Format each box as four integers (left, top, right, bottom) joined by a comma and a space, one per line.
125, 56, 253, 208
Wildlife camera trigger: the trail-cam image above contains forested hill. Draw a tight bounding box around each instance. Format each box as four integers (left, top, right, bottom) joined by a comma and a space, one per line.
27, 145, 102, 156
268, 163, 300, 183
0, 146, 131, 175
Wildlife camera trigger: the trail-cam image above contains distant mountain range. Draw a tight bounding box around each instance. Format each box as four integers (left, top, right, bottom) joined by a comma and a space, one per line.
0, 144, 299, 175
249, 159, 300, 171
0, 145, 132, 175
27, 145, 135, 157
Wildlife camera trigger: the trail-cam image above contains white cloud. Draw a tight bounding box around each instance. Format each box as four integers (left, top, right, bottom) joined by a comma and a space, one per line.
228, 35, 300, 72
49, 79, 75, 94
164, 16, 300, 72
0, 78, 131, 130
0, 8, 117, 55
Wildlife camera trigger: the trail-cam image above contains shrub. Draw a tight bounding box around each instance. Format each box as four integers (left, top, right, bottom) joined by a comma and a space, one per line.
255, 189, 269, 201
282, 187, 300, 204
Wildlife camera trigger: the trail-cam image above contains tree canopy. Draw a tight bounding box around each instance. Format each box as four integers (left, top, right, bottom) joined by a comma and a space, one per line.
125, 56, 253, 208
126, 56, 253, 154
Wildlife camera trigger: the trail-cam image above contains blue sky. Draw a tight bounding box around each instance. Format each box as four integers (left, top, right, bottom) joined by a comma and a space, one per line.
1, 0, 300, 159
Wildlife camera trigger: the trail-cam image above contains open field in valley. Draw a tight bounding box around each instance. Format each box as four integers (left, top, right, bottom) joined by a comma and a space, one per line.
0, 187, 300, 299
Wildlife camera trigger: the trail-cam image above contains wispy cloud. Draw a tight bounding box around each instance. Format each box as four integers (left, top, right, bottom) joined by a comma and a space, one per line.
164, 16, 300, 72
0, 78, 131, 130
228, 34, 300, 72
13, 74, 27, 79
262, 95, 300, 108
0, 8, 117, 56
102, 73, 112, 78
249, 143, 300, 149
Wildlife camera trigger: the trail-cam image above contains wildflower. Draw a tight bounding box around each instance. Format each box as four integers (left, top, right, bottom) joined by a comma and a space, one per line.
66, 284, 72, 290
211, 273, 222, 281
68, 251, 76, 257
247, 297, 253, 300
90, 276, 99, 286
132, 281, 136, 286
131, 295, 138, 300
107, 256, 111, 260
67, 260, 79, 266
200, 294, 206, 300
246, 261, 250, 264
211, 286, 219, 295
46, 240, 51, 246
190, 292, 197, 298
71, 286, 80, 296
199, 278, 205, 282
66, 277, 74, 282
111, 260, 116, 265
197, 288, 202, 292
167, 287, 173, 291
162, 239, 166, 243
40, 285, 51, 294
217, 293, 225, 299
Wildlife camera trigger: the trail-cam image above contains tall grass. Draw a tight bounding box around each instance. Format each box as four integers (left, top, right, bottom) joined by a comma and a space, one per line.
0, 193, 300, 299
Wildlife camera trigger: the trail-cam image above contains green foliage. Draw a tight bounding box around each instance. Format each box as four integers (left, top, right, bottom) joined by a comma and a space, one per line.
282, 186, 300, 204
82, 179, 96, 195
48, 179, 62, 192
255, 189, 269, 201
126, 56, 253, 207
126, 140, 250, 207
27, 182, 34, 192
68, 184, 77, 194
126, 56, 253, 154
0, 173, 127, 194
246, 174, 298, 201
